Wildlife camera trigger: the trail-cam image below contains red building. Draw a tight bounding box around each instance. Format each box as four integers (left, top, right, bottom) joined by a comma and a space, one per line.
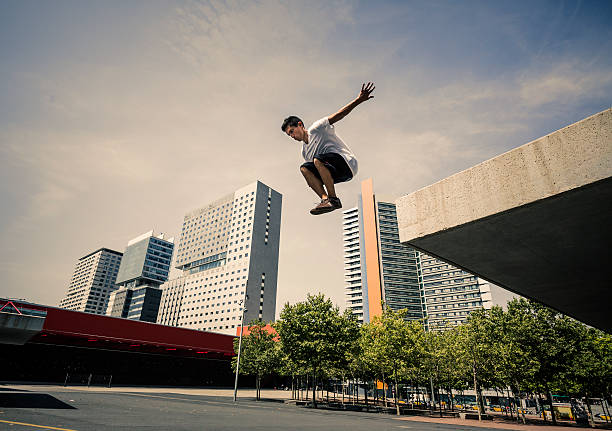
0, 299, 236, 386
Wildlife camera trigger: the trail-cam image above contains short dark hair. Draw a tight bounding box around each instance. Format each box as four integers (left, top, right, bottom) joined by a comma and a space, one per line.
281, 116, 303, 132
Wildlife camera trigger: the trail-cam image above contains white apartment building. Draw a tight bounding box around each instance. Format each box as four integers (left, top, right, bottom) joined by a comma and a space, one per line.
157, 181, 282, 335
343, 207, 364, 322
59, 248, 123, 315
419, 253, 493, 330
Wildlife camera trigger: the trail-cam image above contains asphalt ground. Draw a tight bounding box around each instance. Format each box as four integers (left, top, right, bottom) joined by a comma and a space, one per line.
0, 386, 508, 431
0, 386, 596, 431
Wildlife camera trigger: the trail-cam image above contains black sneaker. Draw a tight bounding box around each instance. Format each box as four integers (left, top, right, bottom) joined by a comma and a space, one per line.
329, 196, 342, 209
310, 199, 335, 215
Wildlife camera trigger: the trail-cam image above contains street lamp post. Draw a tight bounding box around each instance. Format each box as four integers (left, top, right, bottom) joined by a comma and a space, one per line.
233, 297, 247, 402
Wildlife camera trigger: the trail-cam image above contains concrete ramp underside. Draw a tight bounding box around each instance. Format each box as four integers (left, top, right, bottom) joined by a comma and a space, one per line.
408, 178, 612, 332
0, 312, 45, 345
397, 109, 612, 332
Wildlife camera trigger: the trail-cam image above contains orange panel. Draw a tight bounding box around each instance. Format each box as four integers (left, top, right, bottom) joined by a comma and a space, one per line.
362, 178, 383, 319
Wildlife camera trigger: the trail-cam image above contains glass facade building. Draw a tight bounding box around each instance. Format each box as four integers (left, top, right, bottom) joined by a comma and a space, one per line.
115, 231, 174, 288
343, 178, 493, 329
344, 179, 423, 323
377, 202, 423, 320
106, 231, 174, 323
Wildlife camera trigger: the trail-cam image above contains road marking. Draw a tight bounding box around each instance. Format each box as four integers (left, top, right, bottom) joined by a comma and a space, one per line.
0, 419, 77, 430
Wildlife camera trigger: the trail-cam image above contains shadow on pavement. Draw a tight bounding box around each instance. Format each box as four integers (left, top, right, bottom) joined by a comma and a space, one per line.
0, 393, 76, 409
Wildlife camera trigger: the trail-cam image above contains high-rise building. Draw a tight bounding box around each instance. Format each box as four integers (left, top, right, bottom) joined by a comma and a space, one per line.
157, 181, 282, 335
343, 207, 364, 321
418, 253, 492, 330
343, 178, 423, 323
106, 231, 174, 322
59, 248, 123, 315
343, 178, 494, 330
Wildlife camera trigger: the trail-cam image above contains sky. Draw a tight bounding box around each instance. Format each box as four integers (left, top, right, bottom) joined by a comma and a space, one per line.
1, 0, 611, 315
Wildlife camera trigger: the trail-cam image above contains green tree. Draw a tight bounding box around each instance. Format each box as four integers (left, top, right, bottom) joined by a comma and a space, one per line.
459, 308, 503, 421
275, 293, 359, 408
555, 322, 612, 426
504, 299, 581, 425
433, 326, 469, 413
232, 320, 279, 400
495, 304, 536, 423
363, 307, 423, 415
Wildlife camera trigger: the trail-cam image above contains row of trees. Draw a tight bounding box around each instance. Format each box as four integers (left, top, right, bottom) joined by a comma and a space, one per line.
233, 294, 611, 426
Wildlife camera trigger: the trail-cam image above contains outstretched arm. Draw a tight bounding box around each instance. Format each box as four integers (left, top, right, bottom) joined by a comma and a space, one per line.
328, 82, 375, 125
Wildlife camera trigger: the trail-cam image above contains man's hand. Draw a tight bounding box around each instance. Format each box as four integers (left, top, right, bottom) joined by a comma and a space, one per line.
328, 82, 376, 125
356, 82, 375, 103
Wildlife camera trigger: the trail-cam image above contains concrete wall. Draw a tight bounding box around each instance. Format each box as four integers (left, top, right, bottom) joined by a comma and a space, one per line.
396, 108, 611, 242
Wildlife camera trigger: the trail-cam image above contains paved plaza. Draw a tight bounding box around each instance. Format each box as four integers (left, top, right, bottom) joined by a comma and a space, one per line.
0, 385, 600, 431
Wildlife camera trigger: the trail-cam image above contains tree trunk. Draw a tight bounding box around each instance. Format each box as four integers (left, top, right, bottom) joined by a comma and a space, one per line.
374, 380, 378, 405
537, 393, 547, 422
342, 375, 345, 405
382, 374, 387, 408
420, 386, 424, 408
513, 390, 521, 424
429, 376, 436, 412
496, 389, 505, 417
312, 374, 317, 408
394, 367, 400, 416
602, 394, 612, 424
507, 388, 514, 420
305, 375, 309, 403
515, 382, 526, 424
546, 386, 557, 426
472, 361, 482, 421
585, 396, 595, 428
364, 381, 369, 412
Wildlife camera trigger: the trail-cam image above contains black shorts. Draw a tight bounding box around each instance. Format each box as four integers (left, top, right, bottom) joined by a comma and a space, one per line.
301, 152, 353, 184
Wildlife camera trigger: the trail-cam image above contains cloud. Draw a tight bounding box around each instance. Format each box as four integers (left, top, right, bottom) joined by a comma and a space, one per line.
518, 61, 612, 108
2, 0, 612, 312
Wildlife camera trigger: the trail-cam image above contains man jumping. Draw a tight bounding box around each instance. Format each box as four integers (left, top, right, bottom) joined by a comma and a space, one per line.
281, 82, 375, 215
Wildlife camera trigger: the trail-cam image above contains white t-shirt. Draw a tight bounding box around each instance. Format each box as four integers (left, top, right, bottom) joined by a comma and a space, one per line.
302, 117, 358, 176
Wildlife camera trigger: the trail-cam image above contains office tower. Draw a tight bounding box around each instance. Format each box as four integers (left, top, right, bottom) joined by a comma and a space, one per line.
343, 207, 364, 321
343, 178, 493, 330
343, 178, 423, 323
419, 253, 492, 331
59, 248, 123, 315
157, 181, 282, 335
106, 231, 174, 322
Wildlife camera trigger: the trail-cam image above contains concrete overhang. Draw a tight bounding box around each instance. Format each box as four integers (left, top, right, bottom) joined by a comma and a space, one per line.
396, 109, 612, 332
0, 312, 45, 345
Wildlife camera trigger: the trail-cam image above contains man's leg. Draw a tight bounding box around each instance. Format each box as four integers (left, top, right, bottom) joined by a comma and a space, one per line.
313, 158, 336, 198
300, 166, 326, 199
